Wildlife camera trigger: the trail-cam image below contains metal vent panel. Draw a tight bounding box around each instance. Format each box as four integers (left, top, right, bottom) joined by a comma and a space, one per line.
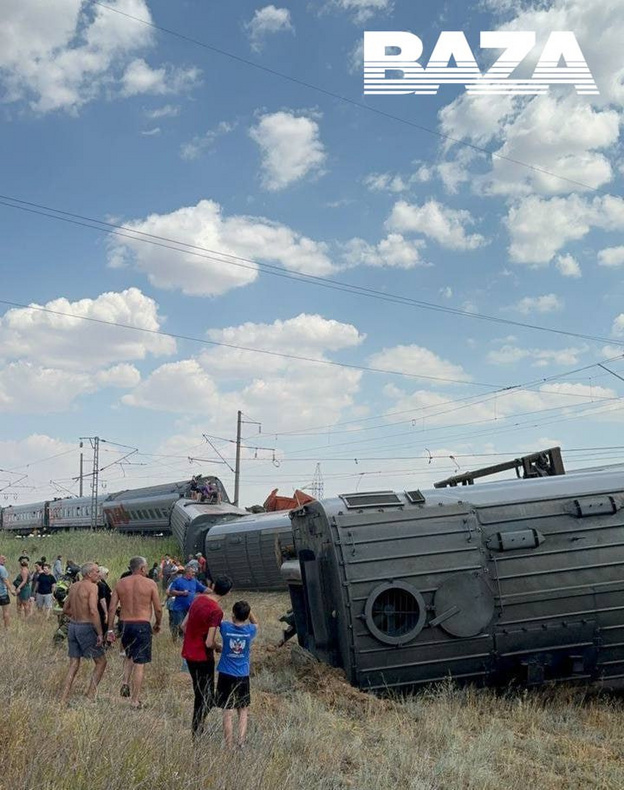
340, 491, 402, 509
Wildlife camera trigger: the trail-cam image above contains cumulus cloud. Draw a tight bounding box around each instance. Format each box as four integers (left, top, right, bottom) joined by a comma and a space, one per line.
329, 0, 393, 23
555, 254, 582, 278
0, 0, 198, 113
180, 121, 236, 161
368, 346, 471, 384
341, 234, 427, 269
108, 199, 335, 296
386, 200, 486, 250
0, 288, 175, 370
249, 111, 327, 191
436, 0, 624, 200
383, 381, 618, 430
245, 6, 294, 52
507, 194, 624, 264
511, 294, 564, 315
120, 58, 200, 97
123, 314, 364, 431
0, 361, 140, 413
487, 344, 586, 367
200, 313, 365, 377
598, 247, 624, 267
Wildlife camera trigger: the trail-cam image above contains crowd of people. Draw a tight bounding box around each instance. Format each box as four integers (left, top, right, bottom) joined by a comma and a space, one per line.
0, 551, 258, 748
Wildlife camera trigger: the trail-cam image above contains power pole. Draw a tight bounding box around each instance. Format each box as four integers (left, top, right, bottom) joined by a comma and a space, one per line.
232, 411, 263, 507
234, 411, 242, 506
80, 436, 100, 530
79, 441, 84, 497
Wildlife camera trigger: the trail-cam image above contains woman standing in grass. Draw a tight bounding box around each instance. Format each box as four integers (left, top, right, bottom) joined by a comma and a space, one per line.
14, 559, 32, 618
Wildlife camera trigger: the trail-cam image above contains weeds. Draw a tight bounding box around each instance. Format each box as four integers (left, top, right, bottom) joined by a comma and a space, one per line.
0, 533, 623, 789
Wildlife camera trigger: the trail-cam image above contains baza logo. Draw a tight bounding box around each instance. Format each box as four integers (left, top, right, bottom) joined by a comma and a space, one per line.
363, 32, 599, 96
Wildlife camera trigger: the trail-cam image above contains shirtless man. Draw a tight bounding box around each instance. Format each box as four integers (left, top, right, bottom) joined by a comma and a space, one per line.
107, 556, 162, 708
60, 562, 107, 703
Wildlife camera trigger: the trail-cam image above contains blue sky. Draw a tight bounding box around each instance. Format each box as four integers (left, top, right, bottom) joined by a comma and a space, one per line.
1, 0, 624, 507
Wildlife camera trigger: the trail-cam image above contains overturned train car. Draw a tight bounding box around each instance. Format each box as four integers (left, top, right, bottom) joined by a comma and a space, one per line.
286, 467, 624, 691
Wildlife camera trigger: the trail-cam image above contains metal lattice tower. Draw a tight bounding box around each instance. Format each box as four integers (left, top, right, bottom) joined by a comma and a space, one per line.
309, 463, 324, 500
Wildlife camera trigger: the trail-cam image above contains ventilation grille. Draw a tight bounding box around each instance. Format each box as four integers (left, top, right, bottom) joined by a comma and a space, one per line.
339, 491, 402, 509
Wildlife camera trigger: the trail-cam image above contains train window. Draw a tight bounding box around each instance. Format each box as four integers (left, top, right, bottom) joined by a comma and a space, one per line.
364, 582, 426, 646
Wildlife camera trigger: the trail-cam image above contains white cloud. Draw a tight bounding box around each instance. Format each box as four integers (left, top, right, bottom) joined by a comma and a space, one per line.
386, 200, 486, 250
120, 58, 200, 97
200, 313, 365, 377
363, 173, 410, 193
245, 6, 294, 52
0, 1, 198, 113
512, 294, 564, 315
144, 104, 180, 119
0, 288, 175, 370
140, 127, 160, 136
507, 194, 624, 264
611, 315, 624, 337
108, 199, 335, 296
122, 359, 220, 413
556, 254, 582, 278
598, 247, 624, 267
341, 234, 427, 269
123, 314, 364, 431
0, 361, 140, 413
487, 344, 586, 367
368, 346, 472, 384
330, 0, 393, 23
384, 381, 618, 429
180, 121, 236, 161
436, 1, 624, 199
249, 111, 327, 191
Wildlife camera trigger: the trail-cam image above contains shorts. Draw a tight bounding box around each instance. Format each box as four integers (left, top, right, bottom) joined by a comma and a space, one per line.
0, 594, 10, 607
216, 673, 251, 709
121, 621, 152, 664
18, 585, 31, 602
36, 593, 53, 609
68, 622, 105, 660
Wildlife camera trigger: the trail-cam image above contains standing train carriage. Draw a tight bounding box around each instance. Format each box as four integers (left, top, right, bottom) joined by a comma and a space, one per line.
0, 500, 49, 535
283, 449, 624, 692
103, 476, 231, 534
0, 474, 231, 536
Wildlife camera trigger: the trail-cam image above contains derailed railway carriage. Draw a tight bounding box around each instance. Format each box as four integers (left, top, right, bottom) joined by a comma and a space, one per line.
285, 458, 624, 691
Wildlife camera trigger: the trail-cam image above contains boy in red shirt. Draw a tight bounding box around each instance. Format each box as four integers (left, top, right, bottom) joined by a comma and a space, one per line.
181, 575, 233, 737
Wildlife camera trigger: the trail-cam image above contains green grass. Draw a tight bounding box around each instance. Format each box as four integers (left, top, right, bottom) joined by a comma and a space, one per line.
0, 530, 179, 578
1, 532, 623, 789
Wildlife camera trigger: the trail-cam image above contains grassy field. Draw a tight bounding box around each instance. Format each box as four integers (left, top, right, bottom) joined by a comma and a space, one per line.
0, 532, 623, 790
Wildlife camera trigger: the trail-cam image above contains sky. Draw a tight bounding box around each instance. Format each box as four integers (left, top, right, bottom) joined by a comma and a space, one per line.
1, 0, 624, 509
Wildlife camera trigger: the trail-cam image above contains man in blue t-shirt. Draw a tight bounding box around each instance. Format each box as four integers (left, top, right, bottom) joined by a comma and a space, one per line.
166, 564, 206, 641
215, 600, 258, 748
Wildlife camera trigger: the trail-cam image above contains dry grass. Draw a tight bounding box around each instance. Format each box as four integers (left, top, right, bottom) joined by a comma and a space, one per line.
1, 532, 623, 790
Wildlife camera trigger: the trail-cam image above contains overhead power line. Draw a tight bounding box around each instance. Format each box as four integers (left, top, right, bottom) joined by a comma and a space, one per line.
93, 1, 604, 194
0, 296, 501, 387
0, 193, 622, 350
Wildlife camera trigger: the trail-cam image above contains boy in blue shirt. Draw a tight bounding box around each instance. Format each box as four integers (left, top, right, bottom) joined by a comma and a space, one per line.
215, 600, 258, 748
